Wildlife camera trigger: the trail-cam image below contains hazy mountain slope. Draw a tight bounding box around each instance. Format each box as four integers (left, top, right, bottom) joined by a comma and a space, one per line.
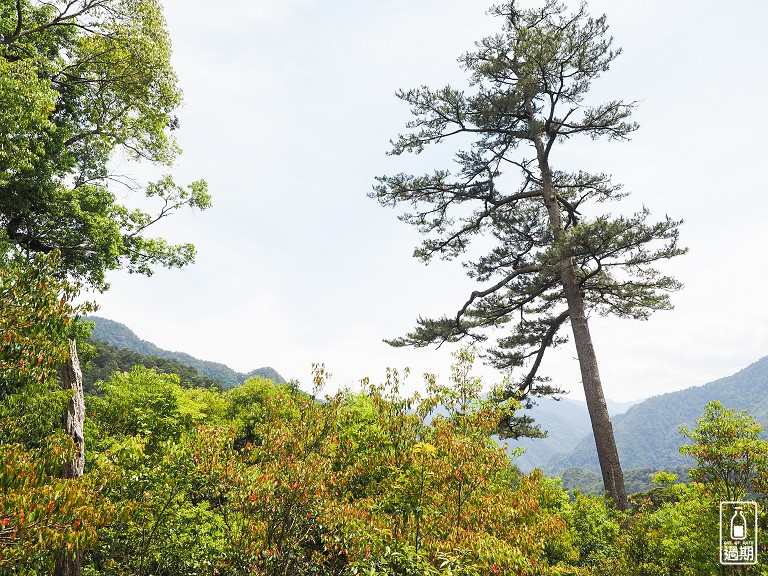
241, 367, 285, 383
549, 356, 768, 473
88, 316, 285, 388
505, 397, 639, 472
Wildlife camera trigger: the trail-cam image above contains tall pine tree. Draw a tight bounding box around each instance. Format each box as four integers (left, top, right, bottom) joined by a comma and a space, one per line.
373, 0, 685, 510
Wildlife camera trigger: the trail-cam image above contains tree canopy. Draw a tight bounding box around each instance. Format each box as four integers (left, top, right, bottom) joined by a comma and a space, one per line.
0, 0, 209, 290
680, 400, 768, 502
374, 0, 684, 396
1, 3, 209, 572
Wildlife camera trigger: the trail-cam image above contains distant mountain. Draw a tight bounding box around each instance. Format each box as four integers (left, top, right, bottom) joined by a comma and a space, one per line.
87, 316, 285, 388
606, 398, 639, 415
83, 340, 221, 393
506, 396, 639, 473
547, 356, 768, 474
242, 367, 285, 384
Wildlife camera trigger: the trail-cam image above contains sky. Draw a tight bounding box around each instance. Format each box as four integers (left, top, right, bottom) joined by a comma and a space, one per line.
91, 0, 768, 403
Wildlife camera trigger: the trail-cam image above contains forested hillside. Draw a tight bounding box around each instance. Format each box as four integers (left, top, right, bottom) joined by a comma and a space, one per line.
89, 317, 285, 388
559, 466, 692, 496
549, 356, 768, 473
82, 340, 222, 392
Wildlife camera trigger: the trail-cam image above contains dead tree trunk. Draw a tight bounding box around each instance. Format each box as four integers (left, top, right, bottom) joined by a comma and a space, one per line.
54, 339, 84, 576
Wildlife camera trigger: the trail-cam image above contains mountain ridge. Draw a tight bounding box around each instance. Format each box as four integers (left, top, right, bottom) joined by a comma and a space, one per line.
508, 396, 640, 472
87, 316, 285, 388
545, 355, 768, 474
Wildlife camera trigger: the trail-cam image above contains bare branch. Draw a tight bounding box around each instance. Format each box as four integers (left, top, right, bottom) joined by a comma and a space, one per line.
517, 310, 569, 394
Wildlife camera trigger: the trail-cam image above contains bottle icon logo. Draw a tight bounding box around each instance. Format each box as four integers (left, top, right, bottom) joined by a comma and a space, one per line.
720, 501, 758, 565
730, 506, 747, 540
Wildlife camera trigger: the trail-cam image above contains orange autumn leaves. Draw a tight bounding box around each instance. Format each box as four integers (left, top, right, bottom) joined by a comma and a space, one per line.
188, 352, 570, 575
0, 252, 93, 390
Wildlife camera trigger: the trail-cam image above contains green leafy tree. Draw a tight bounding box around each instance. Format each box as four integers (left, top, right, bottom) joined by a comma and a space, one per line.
224, 375, 303, 449
565, 492, 621, 568
1, 4, 207, 572
83, 368, 234, 575
628, 483, 719, 576
372, 0, 686, 510
0, 253, 111, 573
680, 400, 768, 502
0, 252, 92, 397
0, 434, 117, 573
343, 362, 570, 576
87, 366, 192, 453
84, 432, 227, 576
0, 0, 209, 290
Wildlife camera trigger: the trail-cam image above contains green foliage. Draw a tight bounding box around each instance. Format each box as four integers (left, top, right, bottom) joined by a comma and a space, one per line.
650, 471, 678, 486
175, 386, 227, 425
680, 400, 768, 501
87, 366, 192, 453
83, 351, 576, 575
595, 483, 720, 576
566, 493, 622, 566
85, 433, 228, 576
0, 252, 95, 454
82, 339, 221, 393
560, 466, 691, 497
559, 466, 604, 495
0, 0, 209, 290
321, 353, 570, 576
0, 252, 93, 396
0, 57, 56, 184
0, 253, 111, 571
0, 435, 116, 572
223, 376, 302, 448
584, 401, 768, 576
6, 336, 768, 574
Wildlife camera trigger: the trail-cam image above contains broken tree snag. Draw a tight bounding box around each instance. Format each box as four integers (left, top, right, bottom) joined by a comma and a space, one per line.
60, 339, 85, 479
54, 549, 82, 576
55, 339, 85, 576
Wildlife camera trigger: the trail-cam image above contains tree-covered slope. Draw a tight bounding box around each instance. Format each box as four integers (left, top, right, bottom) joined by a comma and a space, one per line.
82, 340, 221, 393
559, 466, 692, 496
88, 316, 285, 388
548, 356, 768, 473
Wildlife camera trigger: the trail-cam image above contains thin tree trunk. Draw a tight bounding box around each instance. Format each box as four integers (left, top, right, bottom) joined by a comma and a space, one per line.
530, 120, 629, 510
54, 339, 84, 576
561, 279, 629, 510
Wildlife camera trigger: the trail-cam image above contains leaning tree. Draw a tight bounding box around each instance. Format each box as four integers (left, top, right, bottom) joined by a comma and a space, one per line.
372, 0, 685, 510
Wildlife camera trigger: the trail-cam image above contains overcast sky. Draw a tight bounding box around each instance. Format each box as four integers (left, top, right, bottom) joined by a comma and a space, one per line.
91, 0, 768, 402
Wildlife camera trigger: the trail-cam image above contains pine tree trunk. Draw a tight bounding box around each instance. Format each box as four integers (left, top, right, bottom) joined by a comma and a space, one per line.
560, 272, 629, 511
54, 339, 84, 576
531, 124, 629, 510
